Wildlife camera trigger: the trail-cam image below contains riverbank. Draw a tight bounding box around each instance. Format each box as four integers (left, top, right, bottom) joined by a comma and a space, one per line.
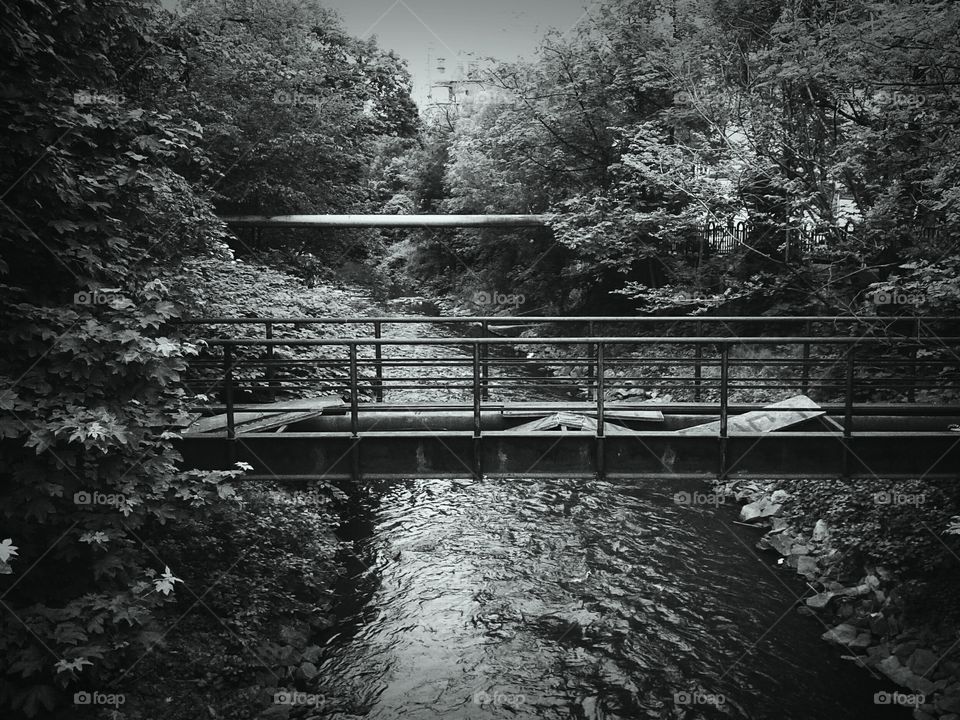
119, 256, 388, 719
717, 476, 960, 719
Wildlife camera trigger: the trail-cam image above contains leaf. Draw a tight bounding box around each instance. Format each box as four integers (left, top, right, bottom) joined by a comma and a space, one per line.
154, 566, 182, 596
0, 538, 19, 563
54, 657, 93, 673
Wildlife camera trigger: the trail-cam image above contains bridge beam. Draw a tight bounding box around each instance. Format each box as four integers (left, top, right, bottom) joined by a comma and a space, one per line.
219, 214, 551, 228
177, 429, 960, 481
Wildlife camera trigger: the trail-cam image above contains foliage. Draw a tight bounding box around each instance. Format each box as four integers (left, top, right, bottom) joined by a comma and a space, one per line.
781, 477, 960, 575
0, 1, 247, 715
384, 0, 960, 315
160, 0, 420, 280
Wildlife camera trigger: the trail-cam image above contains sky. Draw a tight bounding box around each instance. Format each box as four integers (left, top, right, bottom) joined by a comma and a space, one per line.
317, 0, 596, 108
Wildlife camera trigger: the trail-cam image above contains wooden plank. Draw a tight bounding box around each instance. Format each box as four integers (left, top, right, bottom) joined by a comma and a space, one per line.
188, 396, 345, 434
675, 394, 824, 435
509, 412, 633, 434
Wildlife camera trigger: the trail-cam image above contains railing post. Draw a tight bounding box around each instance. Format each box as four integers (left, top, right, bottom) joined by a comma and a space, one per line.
224, 345, 235, 439
223, 345, 236, 464
596, 340, 605, 479
472, 341, 483, 479
586, 320, 595, 401
349, 343, 359, 436
719, 343, 729, 480
843, 347, 855, 477
264, 322, 276, 402
801, 320, 811, 396
374, 321, 383, 403
481, 320, 490, 400
694, 319, 703, 402
349, 342, 360, 482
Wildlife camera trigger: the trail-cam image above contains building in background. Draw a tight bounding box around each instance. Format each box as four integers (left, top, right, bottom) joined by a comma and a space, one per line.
422, 49, 513, 124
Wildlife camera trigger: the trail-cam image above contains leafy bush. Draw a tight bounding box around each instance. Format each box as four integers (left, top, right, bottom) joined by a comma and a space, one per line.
781, 477, 960, 575
0, 1, 240, 715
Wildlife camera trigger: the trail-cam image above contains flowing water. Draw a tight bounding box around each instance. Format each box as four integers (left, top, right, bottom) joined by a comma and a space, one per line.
304, 476, 902, 720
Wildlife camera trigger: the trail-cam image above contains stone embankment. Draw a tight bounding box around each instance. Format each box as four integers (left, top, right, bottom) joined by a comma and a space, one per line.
720, 479, 960, 720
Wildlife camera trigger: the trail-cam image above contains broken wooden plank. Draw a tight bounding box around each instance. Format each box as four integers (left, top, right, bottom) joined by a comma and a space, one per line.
188, 395, 346, 434
509, 412, 633, 434
674, 395, 824, 435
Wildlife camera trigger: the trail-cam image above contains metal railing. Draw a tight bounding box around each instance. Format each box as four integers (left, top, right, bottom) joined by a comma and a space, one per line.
181, 315, 957, 402
183, 326, 960, 447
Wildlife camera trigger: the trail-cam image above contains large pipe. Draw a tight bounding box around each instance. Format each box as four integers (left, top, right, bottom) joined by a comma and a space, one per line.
219, 214, 551, 227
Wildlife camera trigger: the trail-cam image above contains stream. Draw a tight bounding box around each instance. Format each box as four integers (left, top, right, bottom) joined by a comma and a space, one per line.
303, 475, 903, 720
297, 301, 906, 720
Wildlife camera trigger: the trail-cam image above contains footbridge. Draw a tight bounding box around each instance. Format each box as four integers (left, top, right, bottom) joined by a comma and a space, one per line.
176, 315, 960, 482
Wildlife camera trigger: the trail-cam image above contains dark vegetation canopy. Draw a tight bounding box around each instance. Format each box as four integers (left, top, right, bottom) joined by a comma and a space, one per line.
0, 0, 959, 717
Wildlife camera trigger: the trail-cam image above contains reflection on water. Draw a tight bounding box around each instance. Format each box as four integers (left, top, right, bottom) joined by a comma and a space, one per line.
309, 476, 900, 720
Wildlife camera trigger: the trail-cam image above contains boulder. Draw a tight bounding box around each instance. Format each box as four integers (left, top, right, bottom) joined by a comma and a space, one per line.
766, 532, 795, 556
894, 641, 920, 661
869, 613, 890, 636
936, 691, 960, 714
813, 519, 830, 542
297, 661, 319, 680
913, 676, 937, 695
770, 489, 791, 503
740, 498, 782, 523
908, 648, 940, 676
878, 655, 916, 687
806, 591, 836, 609
821, 623, 859, 647
795, 555, 819, 579
839, 583, 872, 598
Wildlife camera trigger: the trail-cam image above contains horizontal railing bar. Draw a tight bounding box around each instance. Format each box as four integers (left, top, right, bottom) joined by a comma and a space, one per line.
189, 403, 960, 415
200, 336, 960, 347
178, 315, 960, 324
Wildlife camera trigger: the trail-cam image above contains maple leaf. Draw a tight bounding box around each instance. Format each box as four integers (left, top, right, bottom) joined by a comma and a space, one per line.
55, 658, 93, 674
154, 566, 183, 596
0, 538, 18, 563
